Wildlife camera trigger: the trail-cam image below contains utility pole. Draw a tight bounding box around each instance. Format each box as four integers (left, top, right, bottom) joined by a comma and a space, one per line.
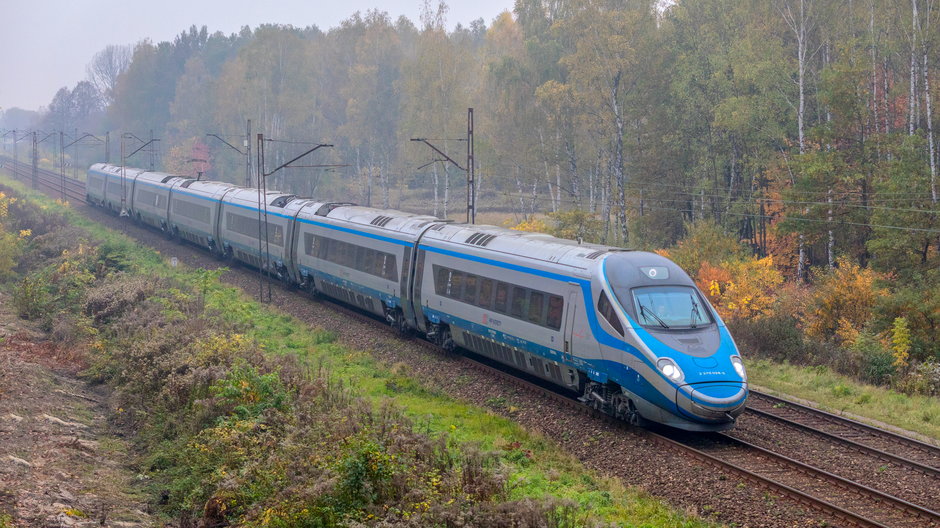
121, 132, 161, 215
411, 108, 476, 223
466, 108, 475, 224
63, 133, 104, 200
206, 119, 253, 186
255, 133, 334, 303
31, 132, 38, 189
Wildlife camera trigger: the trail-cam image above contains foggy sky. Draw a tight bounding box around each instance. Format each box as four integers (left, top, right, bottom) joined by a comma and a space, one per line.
0, 0, 514, 113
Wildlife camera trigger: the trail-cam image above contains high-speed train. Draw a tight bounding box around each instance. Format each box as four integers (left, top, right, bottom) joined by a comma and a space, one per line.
87, 163, 748, 431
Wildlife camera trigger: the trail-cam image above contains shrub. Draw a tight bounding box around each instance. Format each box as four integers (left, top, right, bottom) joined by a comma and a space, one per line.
852, 332, 895, 385
657, 220, 749, 277
697, 256, 782, 321
801, 259, 886, 342
895, 361, 940, 396
890, 317, 911, 369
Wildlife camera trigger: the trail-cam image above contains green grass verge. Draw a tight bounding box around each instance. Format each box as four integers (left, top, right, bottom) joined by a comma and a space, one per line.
748, 358, 940, 441
202, 273, 708, 527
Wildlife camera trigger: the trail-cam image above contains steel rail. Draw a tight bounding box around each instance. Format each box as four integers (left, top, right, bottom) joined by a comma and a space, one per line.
747, 390, 940, 467
745, 404, 940, 477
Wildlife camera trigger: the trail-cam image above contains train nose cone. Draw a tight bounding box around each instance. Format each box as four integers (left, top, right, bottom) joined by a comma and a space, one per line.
678, 382, 748, 422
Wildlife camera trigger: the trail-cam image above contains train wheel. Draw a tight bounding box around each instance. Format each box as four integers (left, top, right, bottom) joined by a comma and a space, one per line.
386, 309, 411, 336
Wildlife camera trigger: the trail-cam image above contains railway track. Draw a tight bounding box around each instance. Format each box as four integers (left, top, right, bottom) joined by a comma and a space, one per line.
3, 159, 940, 527
745, 390, 940, 477
1, 156, 87, 204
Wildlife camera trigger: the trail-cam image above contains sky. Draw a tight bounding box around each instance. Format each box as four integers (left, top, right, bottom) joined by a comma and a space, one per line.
0, 0, 515, 113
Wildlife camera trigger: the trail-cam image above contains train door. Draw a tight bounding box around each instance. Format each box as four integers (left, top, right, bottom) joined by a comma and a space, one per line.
563, 289, 578, 363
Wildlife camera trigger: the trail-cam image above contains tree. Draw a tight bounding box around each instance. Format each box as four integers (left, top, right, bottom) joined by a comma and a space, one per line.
86, 44, 133, 105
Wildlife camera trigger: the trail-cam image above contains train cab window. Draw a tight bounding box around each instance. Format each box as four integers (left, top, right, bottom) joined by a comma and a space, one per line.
546, 295, 564, 330
494, 282, 509, 313
478, 278, 494, 309
510, 286, 527, 318
598, 291, 624, 336
463, 275, 478, 303
528, 291, 544, 324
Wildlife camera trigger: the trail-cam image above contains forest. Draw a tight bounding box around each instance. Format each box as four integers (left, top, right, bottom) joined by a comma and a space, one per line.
3, 0, 940, 392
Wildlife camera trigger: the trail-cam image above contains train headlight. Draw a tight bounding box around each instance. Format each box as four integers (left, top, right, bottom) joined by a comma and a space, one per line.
731, 356, 746, 379
656, 358, 684, 383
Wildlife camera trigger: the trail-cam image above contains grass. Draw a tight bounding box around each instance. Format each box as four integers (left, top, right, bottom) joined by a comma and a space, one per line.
202, 284, 709, 526
748, 358, 940, 441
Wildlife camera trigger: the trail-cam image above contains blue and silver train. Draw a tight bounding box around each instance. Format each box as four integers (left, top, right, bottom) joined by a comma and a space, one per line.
87, 163, 748, 431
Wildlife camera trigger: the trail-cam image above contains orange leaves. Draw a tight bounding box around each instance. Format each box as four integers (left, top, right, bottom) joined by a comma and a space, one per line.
697, 257, 782, 321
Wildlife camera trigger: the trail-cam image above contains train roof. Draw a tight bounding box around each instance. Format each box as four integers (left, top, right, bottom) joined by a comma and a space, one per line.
175, 179, 239, 196
223, 187, 298, 209
90, 163, 147, 178
420, 221, 625, 269
325, 205, 444, 237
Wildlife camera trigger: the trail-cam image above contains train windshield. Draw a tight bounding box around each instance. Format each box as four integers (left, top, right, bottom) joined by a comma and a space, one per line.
627, 286, 713, 329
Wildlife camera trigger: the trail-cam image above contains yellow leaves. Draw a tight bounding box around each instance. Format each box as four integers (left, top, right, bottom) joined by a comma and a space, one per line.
802, 258, 887, 342
0, 192, 15, 219
696, 256, 782, 321
18, 229, 31, 239
510, 217, 549, 233
890, 317, 912, 369
836, 318, 861, 346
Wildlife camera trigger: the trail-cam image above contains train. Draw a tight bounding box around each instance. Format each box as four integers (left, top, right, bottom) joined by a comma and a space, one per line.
87, 163, 749, 431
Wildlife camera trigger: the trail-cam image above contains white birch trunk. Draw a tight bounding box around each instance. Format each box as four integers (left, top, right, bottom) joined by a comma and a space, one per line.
925, 45, 937, 204
828, 188, 834, 268
910, 0, 919, 136
871, 1, 879, 137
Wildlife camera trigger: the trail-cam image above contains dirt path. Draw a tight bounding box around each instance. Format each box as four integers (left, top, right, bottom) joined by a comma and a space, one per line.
0, 292, 154, 528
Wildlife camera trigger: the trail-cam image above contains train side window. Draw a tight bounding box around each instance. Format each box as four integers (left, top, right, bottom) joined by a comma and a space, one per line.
449, 272, 464, 298
598, 291, 624, 336
478, 278, 494, 309
362, 248, 375, 275
304, 233, 315, 256
386, 255, 398, 282
510, 286, 528, 318
494, 282, 509, 313
434, 266, 447, 294
463, 275, 478, 303
528, 291, 544, 324
546, 295, 564, 330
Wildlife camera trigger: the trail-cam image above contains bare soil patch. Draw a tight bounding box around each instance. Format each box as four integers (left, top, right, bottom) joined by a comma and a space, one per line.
0, 291, 154, 528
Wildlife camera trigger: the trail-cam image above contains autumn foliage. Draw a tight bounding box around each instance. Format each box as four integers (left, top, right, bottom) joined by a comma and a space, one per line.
799, 259, 887, 343
696, 257, 782, 321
